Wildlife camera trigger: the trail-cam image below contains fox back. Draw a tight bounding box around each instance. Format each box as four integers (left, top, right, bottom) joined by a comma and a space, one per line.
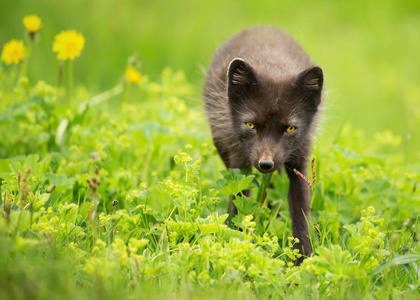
203, 26, 324, 263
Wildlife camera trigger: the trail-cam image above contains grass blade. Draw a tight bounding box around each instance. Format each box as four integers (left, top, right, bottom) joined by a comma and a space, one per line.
372, 254, 419, 275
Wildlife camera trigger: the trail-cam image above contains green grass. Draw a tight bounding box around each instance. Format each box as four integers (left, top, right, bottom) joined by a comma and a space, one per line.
1, 1, 420, 299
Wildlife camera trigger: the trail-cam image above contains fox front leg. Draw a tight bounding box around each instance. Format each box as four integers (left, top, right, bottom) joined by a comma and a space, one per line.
285, 162, 312, 265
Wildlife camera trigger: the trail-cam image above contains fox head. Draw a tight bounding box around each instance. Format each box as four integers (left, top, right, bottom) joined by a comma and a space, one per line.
226, 58, 323, 173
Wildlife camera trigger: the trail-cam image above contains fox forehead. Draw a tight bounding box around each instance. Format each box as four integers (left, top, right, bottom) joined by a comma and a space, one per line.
232, 79, 307, 126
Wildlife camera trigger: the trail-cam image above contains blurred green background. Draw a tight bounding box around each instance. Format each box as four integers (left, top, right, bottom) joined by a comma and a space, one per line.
1, 0, 420, 159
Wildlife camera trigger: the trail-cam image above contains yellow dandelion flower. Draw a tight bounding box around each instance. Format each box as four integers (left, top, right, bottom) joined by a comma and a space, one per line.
23, 14, 42, 33
125, 66, 141, 84
52, 30, 85, 61
1, 39, 26, 65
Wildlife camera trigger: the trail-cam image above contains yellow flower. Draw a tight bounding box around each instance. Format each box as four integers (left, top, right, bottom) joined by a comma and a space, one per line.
1, 39, 26, 65
125, 66, 141, 84
52, 30, 85, 61
23, 14, 42, 33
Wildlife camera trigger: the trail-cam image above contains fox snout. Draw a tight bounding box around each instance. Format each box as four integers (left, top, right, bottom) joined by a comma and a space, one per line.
253, 140, 283, 173
255, 155, 282, 173
258, 159, 274, 171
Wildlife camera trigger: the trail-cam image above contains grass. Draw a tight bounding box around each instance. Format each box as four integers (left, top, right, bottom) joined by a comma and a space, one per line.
1, 1, 420, 299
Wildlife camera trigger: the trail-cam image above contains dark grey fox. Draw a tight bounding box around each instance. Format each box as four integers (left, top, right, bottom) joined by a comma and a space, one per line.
203, 27, 324, 263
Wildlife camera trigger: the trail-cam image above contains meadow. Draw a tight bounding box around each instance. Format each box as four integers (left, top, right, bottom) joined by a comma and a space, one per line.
1, 1, 420, 299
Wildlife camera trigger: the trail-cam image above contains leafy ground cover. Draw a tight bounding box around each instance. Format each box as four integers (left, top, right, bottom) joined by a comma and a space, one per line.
1, 13, 420, 300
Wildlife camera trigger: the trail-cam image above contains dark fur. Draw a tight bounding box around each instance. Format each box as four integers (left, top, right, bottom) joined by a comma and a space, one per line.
203, 27, 324, 263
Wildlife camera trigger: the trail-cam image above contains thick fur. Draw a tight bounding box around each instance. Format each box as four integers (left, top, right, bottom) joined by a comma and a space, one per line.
203, 27, 324, 264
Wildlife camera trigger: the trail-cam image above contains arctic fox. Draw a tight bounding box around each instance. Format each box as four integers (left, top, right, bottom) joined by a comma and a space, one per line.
203, 27, 324, 263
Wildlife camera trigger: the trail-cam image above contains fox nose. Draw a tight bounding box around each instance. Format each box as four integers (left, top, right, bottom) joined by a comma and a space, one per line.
259, 160, 274, 171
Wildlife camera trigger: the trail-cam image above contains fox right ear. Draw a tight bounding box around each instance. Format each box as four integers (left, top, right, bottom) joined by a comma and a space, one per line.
292, 66, 324, 108
227, 58, 258, 101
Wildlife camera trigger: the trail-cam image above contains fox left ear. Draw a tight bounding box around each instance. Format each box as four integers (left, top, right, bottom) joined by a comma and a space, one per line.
227, 58, 258, 102
293, 66, 324, 107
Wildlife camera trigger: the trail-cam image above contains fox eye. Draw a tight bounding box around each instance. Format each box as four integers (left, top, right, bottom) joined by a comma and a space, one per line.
245, 122, 255, 129
286, 126, 296, 133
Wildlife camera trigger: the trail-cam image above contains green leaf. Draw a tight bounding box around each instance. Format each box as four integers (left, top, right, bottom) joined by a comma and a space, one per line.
58, 203, 79, 223
233, 195, 259, 215
173, 196, 194, 210
217, 214, 229, 224
217, 169, 255, 195
372, 254, 419, 275
343, 224, 357, 235
33, 192, 50, 210
23, 154, 40, 171
45, 173, 74, 188
198, 223, 226, 235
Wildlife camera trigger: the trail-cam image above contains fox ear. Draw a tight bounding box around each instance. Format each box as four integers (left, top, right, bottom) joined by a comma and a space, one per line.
227, 58, 258, 101
293, 66, 324, 107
